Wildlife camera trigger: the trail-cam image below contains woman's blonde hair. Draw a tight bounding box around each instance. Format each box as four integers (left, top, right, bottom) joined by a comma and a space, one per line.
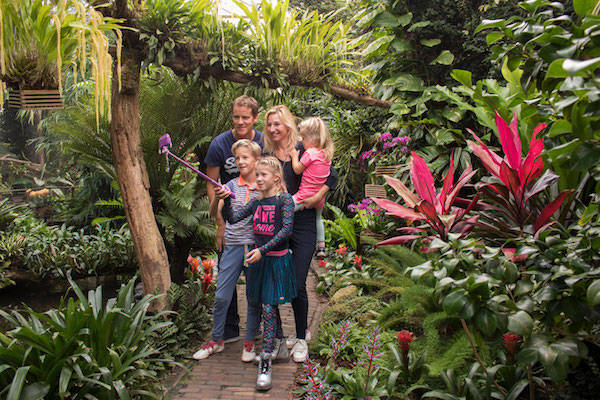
263, 105, 299, 155
256, 156, 287, 195
231, 139, 261, 159
298, 117, 334, 161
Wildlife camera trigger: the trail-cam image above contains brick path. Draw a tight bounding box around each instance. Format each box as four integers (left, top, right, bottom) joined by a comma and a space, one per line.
168, 268, 327, 400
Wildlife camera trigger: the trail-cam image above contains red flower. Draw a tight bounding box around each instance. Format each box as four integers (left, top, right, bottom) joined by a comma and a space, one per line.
336, 245, 348, 256
352, 255, 363, 269
187, 254, 200, 274
202, 258, 216, 273
318, 260, 327, 269
397, 330, 416, 360
502, 332, 521, 357
202, 272, 214, 292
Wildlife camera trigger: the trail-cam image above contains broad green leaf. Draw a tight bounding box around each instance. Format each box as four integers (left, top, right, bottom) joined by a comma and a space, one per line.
451, 69, 472, 87
474, 309, 498, 336
587, 280, 600, 305
384, 73, 425, 91
408, 21, 431, 32
548, 120, 572, 138
475, 19, 506, 33
390, 103, 410, 115
546, 58, 569, 78
442, 289, 475, 319
508, 311, 533, 336
563, 57, 600, 75
486, 32, 504, 45
21, 383, 49, 400
7, 366, 30, 400
397, 13, 413, 27
374, 11, 401, 27
432, 50, 454, 65
579, 203, 598, 226
574, 0, 598, 16
420, 38, 441, 47
364, 35, 394, 58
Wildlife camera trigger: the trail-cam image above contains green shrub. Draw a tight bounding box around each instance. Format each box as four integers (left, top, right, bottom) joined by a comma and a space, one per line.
0, 276, 176, 399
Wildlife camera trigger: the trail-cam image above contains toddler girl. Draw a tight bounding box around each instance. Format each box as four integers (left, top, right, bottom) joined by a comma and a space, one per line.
291, 117, 334, 257
219, 156, 297, 391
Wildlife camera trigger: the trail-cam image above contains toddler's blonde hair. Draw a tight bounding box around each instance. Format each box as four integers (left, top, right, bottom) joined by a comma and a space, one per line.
298, 117, 334, 161
256, 156, 287, 195
231, 139, 261, 159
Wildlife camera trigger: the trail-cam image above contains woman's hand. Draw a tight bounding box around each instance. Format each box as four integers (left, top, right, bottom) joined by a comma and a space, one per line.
301, 194, 321, 209
214, 186, 231, 200
245, 248, 262, 264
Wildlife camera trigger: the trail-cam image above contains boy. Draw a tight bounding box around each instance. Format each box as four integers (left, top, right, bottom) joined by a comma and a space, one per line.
194, 140, 263, 362
204, 95, 263, 342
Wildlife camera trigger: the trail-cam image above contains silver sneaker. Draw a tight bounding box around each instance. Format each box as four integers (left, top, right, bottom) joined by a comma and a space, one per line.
256, 353, 272, 391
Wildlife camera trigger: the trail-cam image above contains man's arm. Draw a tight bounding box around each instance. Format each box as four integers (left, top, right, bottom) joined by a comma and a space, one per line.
206, 165, 226, 251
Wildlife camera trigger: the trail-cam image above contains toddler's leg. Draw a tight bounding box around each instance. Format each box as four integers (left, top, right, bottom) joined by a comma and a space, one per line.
316, 208, 325, 251
292, 195, 303, 212
262, 304, 277, 354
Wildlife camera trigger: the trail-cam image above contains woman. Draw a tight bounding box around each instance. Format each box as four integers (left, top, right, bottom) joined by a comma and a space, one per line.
263, 105, 337, 362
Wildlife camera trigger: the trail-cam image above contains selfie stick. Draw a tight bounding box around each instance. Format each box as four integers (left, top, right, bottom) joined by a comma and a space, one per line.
158, 133, 235, 198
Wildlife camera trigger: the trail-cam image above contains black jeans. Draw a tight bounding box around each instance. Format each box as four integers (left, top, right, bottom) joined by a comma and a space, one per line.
290, 211, 316, 339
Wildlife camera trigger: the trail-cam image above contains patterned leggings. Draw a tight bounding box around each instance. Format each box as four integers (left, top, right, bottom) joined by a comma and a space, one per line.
263, 304, 277, 354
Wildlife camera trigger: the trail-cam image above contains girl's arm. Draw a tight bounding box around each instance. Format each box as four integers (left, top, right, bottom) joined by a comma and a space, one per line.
291, 148, 305, 174
222, 198, 258, 224
258, 194, 294, 255
209, 196, 221, 217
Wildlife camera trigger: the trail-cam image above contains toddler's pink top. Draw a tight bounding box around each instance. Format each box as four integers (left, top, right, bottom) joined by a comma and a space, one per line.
294, 147, 331, 209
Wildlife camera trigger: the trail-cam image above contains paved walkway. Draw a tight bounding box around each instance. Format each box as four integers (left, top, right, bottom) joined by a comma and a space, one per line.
168, 269, 327, 400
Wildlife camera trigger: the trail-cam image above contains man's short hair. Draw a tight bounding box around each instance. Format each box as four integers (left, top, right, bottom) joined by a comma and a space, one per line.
232, 95, 259, 116
232, 139, 261, 159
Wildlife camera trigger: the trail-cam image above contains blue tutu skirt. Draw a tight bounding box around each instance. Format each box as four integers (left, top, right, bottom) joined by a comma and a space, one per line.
246, 252, 297, 305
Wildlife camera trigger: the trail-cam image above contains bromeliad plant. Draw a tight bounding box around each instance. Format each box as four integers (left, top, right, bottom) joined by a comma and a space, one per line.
468, 111, 573, 240
373, 150, 478, 247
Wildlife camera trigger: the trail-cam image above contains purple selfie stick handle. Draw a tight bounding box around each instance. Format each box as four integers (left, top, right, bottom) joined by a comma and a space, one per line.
162, 148, 236, 199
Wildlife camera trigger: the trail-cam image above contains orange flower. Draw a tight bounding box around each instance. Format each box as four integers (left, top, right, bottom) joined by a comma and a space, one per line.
336, 245, 348, 256
318, 259, 327, 269
202, 272, 214, 292
187, 254, 200, 274
352, 255, 363, 269
202, 258, 216, 273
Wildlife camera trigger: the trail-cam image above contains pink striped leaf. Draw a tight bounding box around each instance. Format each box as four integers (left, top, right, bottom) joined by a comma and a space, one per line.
410, 152, 440, 211
375, 235, 423, 247
371, 198, 425, 221
496, 111, 521, 171
438, 151, 455, 208
467, 138, 501, 178
383, 175, 420, 207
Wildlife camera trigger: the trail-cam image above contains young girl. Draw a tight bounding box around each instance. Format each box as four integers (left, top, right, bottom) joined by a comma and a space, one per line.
218, 156, 297, 391
291, 117, 334, 257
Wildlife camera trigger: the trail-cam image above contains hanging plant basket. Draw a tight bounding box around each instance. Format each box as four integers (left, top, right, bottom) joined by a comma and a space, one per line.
7, 88, 64, 110
365, 184, 387, 199
375, 164, 401, 177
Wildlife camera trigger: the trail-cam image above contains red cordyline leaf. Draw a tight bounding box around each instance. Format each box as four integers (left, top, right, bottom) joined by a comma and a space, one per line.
519, 122, 547, 187
508, 113, 523, 166
496, 111, 521, 171
375, 235, 422, 247
534, 190, 573, 232
384, 175, 420, 207
372, 198, 424, 221
443, 167, 477, 213
500, 161, 522, 201
452, 215, 479, 236
438, 151, 455, 209
397, 226, 427, 234
467, 137, 501, 178
410, 152, 440, 212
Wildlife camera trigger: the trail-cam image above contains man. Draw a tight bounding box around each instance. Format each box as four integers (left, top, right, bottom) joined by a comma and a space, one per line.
203, 95, 262, 342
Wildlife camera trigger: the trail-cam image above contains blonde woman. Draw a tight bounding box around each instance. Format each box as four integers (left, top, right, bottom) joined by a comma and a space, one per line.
263, 105, 338, 362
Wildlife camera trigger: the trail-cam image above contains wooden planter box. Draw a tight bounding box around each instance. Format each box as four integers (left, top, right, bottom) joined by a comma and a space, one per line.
365, 184, 387, 199
375, 164, 401, 176
8, 89, 64, 110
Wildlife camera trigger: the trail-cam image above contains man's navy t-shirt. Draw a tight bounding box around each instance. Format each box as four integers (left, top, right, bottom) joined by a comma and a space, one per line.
204, 129, 263, 183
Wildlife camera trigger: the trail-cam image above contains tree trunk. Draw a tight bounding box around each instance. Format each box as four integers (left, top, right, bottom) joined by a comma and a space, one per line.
110, 42, 171, 310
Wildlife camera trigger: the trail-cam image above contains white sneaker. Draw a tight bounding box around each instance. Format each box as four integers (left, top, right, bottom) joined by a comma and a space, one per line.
241, 340, 256, 363
285, 330, 311, 349
193, 340, 224, 360
291, 339, 308, 363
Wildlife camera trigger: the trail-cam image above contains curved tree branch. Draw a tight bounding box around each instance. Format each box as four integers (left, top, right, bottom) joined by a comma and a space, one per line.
162, 44, 392, 109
